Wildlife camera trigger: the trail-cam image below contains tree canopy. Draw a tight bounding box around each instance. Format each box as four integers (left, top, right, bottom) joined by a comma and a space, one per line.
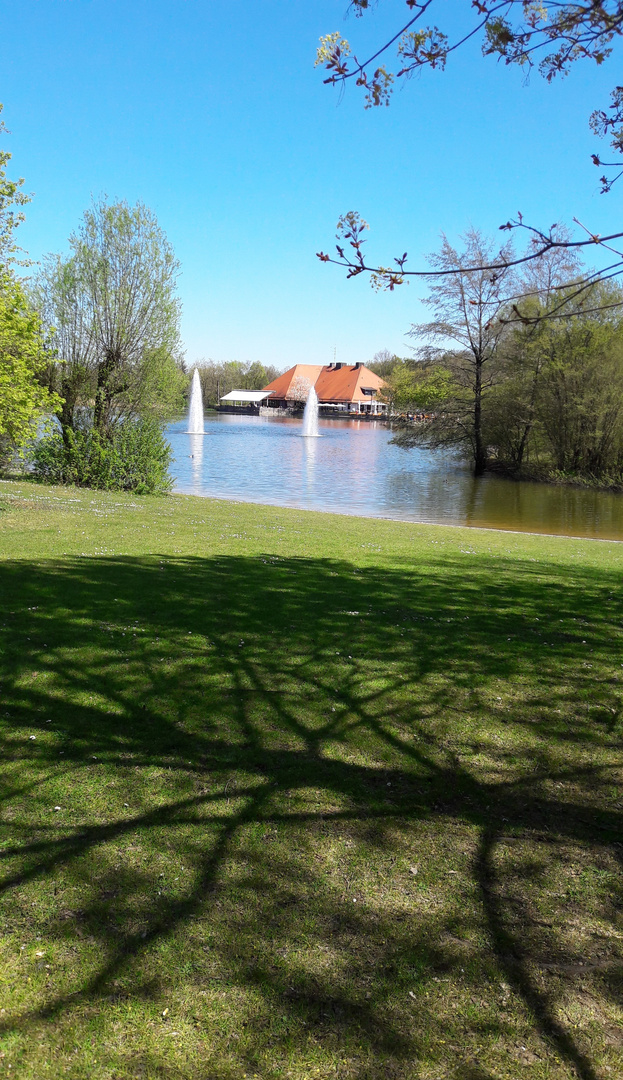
34, 198, 185, 437
0, 106, 61, 464
0, 104, 30, 269
0, 268, 61, 465
30, 198, 185, 493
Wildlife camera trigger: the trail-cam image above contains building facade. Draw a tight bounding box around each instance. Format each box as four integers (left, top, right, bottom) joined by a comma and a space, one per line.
261, 363, 388, 415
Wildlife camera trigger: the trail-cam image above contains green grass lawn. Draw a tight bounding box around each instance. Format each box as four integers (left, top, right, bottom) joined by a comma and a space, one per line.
0, 478, 621, 1080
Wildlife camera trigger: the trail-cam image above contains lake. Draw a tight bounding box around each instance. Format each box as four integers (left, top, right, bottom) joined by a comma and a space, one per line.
166, 414, 623, 541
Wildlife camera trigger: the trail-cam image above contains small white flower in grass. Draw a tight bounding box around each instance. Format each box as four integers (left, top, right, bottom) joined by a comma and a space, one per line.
29, 735, 36, 741
53, 806, 61, 812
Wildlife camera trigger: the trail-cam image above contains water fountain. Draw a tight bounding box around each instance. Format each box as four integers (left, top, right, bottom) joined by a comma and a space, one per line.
188, 368, 204, 434
301, 384, 320, 437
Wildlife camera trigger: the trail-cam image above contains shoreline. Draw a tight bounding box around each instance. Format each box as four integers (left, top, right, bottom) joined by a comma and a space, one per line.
3, 475, 620, 544
170, 486, 623, 543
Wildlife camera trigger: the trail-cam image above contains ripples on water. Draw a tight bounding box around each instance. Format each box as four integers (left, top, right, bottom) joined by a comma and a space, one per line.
167, 415, 623, 541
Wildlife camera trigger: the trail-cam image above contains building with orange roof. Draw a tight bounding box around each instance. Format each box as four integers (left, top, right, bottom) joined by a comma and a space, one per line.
261, 363, 388, 416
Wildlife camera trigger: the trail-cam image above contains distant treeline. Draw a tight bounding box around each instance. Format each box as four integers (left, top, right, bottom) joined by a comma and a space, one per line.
193, 361, 282, 407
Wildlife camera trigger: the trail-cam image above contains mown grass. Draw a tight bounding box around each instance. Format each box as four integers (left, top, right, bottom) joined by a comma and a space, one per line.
0, 478, 621, 1080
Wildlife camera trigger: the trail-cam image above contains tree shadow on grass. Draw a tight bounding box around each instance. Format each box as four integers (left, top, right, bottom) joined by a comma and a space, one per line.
0, 552, 621, 1077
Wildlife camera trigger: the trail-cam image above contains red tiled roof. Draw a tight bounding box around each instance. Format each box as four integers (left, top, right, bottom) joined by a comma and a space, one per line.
261, 365, 324, 401
315, 365, 386, 403
262, 364, 386, 404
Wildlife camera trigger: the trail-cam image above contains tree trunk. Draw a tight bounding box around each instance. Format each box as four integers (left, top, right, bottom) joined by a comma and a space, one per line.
58, 379, 78, 448
473, 356, 486, 476
93, 350, 119, 435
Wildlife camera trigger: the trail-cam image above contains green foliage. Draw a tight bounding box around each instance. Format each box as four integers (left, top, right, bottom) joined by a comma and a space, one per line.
130, 346, 187, 420
0, 105, 62, 466
537, 311, 623, 476
367, 351, 454, 412
29, 252, 98, 434
367, 348, 402, 378
390, 363, 454, 412
482, 282, 623, 480
33, 198, 183, 437
31, 416, 172, 494
0, 269, 62, 465
27, 199, 184, 492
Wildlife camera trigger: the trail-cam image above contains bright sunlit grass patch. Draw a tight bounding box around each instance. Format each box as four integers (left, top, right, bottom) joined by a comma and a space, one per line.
0, 479, 622, 1078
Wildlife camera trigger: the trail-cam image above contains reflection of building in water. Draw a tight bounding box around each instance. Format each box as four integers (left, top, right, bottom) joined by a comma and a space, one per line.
188, 432, 204, 490
260, 363, 388, 416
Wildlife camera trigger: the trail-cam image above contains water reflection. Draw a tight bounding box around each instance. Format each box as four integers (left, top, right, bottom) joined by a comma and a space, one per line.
188, 433, 204, 493
166, 415, 623, 540
302, 434, 317, 489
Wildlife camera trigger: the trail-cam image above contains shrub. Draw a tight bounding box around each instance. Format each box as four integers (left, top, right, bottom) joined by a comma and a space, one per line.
32, 416, 173, 494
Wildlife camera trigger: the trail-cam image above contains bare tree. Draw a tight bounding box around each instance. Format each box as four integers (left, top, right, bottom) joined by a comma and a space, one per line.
394, 228, 516, 475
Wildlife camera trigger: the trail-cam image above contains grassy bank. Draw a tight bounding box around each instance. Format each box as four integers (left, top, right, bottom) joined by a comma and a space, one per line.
0, 479, 621, 1080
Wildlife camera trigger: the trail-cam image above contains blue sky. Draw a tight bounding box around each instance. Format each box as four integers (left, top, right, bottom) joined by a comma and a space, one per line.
2, 1, 621, 370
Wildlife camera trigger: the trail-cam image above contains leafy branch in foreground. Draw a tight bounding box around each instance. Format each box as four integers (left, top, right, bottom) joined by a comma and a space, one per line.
318, 2, 623, 114
316, 3, 623, 306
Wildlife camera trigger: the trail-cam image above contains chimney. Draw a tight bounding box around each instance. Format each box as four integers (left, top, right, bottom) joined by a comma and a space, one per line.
355, 362, 363, 369
334, 362, 343, 370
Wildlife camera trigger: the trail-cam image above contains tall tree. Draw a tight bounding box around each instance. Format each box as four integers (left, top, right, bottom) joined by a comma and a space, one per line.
484, 237, 585, 471
394, 229, 516, 475
534, 286, 623, 475
0, 107, 61, 464
35, 198, 184, 437
74, 198, 182, 434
